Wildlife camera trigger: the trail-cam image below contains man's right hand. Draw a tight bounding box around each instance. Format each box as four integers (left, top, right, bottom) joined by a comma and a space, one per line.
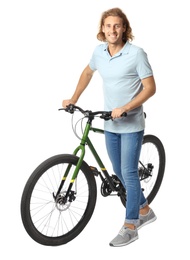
62, 99, 75, 108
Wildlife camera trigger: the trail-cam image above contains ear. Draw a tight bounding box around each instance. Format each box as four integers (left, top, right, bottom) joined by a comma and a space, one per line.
102, 25, 105, 33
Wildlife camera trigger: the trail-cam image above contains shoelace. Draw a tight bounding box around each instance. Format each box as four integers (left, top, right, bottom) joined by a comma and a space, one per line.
119, 226, 128, 237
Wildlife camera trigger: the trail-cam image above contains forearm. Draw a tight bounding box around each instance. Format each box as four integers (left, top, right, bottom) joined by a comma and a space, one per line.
71, 65, 94, 103
62, 65, 94, 108
123, 76, 156, 112
123, 87, 155, 112
111, 76, 156, 118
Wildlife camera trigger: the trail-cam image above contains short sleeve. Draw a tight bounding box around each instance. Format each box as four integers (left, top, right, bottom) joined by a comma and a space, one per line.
135, 49, 153, 79
89, 48, 98, 71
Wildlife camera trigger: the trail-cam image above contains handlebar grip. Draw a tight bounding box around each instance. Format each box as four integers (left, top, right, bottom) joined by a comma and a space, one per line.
58, 104, 75, 113
64, 104, 75, 114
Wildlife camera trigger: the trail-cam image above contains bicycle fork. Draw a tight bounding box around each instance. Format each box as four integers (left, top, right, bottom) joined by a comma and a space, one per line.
54, 121, 90, 202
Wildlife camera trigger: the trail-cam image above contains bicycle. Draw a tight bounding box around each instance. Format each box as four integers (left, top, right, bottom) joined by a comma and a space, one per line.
20, 104, 166, 246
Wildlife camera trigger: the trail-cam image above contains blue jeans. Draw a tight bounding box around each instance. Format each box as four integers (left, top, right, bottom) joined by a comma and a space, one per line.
105, 130, 147, 225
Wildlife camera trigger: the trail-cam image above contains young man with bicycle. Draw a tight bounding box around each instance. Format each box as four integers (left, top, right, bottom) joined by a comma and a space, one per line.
63, 7, 156, 247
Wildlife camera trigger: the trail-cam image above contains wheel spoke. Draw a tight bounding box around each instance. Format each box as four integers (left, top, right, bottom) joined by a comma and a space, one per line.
21, 155, 97, 245
29, 163, 89, 237
139, 135, 165, 204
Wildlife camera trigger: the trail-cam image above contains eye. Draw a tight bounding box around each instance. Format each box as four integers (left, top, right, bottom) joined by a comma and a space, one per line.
115, 24, 121, 29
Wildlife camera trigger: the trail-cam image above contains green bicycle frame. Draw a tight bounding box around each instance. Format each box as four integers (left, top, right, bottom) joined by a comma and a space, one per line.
72, 125, 105, 180
72, 124, 116, 191
55, 119, 116, 199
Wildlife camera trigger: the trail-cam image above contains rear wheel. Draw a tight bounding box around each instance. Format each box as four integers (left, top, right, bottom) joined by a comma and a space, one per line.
21, 154, 97, 246
139, 134, 165, 204
120, 134, 165, 206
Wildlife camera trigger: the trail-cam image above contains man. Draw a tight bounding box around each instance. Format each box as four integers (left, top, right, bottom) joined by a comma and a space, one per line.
62, 7, 156, 247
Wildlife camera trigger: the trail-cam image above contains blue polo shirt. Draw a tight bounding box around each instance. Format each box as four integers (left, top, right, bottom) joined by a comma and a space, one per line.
89, 41, 153, 133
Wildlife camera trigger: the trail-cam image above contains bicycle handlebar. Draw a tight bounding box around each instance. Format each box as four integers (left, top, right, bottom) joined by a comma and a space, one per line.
59, 104, 127, 121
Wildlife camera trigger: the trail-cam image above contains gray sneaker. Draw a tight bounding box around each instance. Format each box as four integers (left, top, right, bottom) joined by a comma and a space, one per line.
137, 208, 157, 230
109, 226, 138, 247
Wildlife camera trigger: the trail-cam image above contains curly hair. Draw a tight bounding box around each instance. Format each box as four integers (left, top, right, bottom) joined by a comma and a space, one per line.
97, 7, 134, 43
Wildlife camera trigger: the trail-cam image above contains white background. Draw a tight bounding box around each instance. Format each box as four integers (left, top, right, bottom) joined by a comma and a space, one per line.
1, 0, 190, 258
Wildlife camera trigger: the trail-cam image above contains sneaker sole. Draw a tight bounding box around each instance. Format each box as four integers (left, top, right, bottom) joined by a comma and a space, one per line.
109, 235, 139, 247
137, 216, 157, 230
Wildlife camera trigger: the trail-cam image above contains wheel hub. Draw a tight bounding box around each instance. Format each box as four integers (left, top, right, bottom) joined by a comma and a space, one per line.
54, 190, 76, 211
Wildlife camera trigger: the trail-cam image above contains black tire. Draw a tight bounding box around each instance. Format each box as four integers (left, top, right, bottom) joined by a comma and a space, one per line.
21, 154, 97, 246
140, 134, 165, 204
120, 134, 165, 206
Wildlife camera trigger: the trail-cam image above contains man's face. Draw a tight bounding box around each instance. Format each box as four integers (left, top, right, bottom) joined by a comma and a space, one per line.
102, 16, 126, 45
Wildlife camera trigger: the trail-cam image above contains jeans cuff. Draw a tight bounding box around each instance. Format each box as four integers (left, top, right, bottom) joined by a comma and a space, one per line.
125, 219, 139, 225
140, 200, 148, 209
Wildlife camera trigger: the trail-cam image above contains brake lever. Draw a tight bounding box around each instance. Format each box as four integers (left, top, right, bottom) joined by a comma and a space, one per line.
121, 112, 127, 117
65, 104, 75, 114
100, 112, 112, 121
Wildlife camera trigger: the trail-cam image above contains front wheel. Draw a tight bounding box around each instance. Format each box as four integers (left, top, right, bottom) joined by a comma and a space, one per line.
21, 154, 97, 246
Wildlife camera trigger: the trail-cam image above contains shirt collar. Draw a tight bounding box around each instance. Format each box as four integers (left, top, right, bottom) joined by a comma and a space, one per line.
104, 41, 131, 56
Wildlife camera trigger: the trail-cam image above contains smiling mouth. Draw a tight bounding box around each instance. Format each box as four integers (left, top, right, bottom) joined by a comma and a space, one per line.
109, 34, 117, 38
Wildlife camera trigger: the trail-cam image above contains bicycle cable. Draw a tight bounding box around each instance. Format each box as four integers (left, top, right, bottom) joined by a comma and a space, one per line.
71, 113, 100, 141
71, 113, 85, 140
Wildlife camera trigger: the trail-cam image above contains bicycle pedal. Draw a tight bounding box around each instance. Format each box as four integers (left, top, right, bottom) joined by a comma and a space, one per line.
90, 166, 100, 176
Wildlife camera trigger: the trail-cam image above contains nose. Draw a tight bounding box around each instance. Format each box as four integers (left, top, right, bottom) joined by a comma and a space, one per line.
110, 25, 116, 33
